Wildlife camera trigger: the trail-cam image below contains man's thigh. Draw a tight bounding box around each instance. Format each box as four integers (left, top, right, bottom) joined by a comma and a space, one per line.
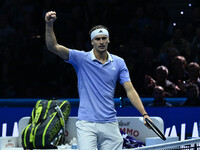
98, 122, 123, 150
76, 120, 97, 150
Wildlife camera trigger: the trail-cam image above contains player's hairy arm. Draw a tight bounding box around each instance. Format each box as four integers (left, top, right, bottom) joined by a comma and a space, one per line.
45, 11, 69, 60
123, 81, 151, 125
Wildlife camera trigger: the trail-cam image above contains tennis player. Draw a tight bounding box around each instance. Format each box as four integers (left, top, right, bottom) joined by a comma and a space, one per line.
45, 11, 150, 150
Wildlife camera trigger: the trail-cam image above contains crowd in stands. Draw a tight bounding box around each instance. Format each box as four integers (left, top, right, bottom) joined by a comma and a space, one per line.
0, 0, 200, 106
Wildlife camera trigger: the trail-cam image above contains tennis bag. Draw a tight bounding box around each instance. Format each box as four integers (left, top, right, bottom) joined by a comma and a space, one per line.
21, 99, 71, 149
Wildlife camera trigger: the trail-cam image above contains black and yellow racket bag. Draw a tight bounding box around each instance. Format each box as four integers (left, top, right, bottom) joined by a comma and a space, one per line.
21, 99, 71, 149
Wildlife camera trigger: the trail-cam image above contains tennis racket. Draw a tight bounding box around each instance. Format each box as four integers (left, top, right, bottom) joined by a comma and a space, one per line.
145, 118, 166, 141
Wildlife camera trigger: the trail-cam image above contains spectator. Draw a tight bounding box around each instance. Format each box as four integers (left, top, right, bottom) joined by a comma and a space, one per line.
191, 26, 200, 64
169, 56, 189, 96
144, 65, 177, 97
0, 0, 197, 98
128, 6, 150, 35
159, 28, 191, 61
158, 47, 179, 67
178, 62, 200, 95
190, 6, 200, 27
180, 83, 200, 106
147, 86, 172, 107
133, 46, 160, 95
186, 62, 200, 84
182, 21, 195, 43
169, 56, 188, 85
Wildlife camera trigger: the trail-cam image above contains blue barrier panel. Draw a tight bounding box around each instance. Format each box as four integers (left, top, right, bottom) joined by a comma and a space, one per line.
116, 106, 200, 137
0, 97, 187, 107
1, 106, 200, 137
0, 98, 199, 138
122, 97, 187, 106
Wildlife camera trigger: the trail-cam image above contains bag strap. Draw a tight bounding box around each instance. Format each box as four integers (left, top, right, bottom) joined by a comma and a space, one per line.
43, 100, 52, 119
29, 101, 43, 147
55, 105, 66, 144
29, 100, 42, 123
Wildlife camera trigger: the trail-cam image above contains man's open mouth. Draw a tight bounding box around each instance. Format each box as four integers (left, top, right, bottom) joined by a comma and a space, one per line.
99, 46, 105, 48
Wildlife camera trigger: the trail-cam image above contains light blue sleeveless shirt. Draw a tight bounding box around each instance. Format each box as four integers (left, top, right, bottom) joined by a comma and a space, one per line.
66, 49, 130, 122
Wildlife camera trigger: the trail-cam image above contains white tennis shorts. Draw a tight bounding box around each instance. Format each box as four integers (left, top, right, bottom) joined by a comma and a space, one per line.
76, 120, 123, 150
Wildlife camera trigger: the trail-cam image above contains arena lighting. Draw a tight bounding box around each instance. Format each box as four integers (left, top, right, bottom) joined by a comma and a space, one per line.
180, 11, 184, 15
189, 3, 192, 7
119, 97, 122, 107
173, 22, 176, 26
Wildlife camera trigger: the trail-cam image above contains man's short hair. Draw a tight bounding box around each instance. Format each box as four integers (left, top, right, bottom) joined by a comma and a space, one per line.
156, 65, 169, 75
89, 25, 109, 35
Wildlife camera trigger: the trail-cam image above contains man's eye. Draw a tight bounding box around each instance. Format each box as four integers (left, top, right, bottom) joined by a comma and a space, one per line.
94, 37, 107, 41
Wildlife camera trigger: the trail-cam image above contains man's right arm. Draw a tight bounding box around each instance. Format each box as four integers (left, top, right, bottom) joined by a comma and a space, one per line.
45, 11, 69, 60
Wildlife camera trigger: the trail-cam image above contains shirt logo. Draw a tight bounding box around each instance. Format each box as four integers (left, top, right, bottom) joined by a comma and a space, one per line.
111, 67, 116, 70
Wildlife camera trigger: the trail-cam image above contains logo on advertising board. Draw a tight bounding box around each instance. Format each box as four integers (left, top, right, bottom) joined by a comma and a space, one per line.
118, 120, 140, 137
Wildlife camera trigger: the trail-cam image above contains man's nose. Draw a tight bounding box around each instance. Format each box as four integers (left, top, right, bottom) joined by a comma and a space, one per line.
100, 39, 103, 43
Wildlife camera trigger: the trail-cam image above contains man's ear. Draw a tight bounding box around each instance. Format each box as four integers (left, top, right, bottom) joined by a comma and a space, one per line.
91, 40, 94, 46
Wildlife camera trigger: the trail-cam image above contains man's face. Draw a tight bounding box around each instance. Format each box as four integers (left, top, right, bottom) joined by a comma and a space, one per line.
153, 88, 164, 101
187, 66, 200, 80
91, 35, 110, 52
156, 69, 167, 82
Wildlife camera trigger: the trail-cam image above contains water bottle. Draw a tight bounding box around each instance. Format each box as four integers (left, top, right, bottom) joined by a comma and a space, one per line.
71, 137, 78, 149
